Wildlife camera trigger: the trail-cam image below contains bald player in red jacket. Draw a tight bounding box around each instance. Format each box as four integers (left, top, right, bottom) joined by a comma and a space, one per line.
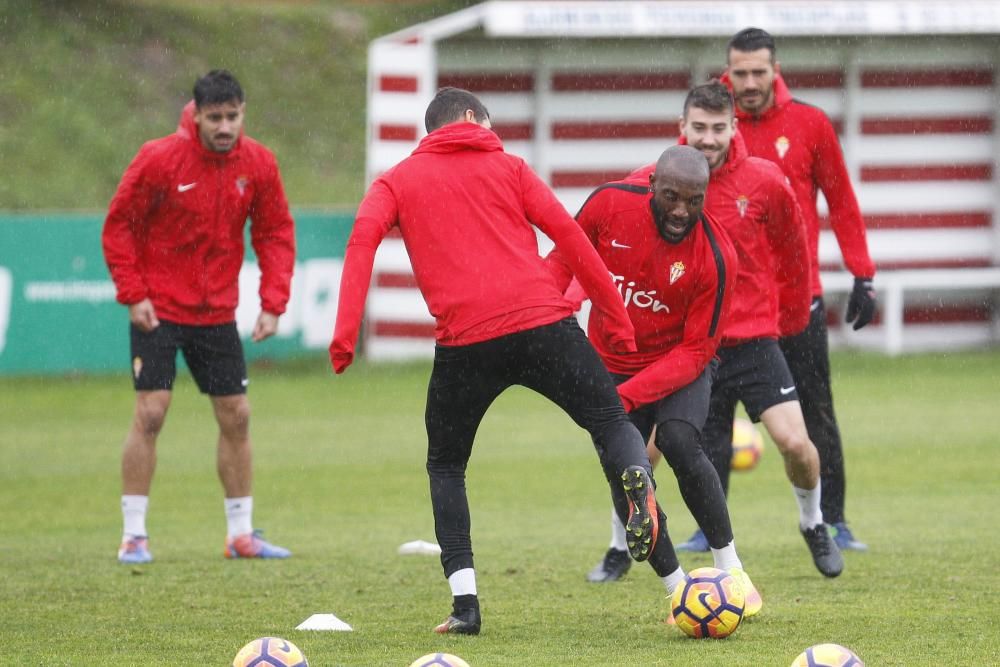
588, 81, 842, 579
722, 27, 876, 552
548, 145, 762, 617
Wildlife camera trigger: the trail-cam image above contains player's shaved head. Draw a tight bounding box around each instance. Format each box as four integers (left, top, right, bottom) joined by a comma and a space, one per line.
654, 145, 710, 189
648, 145, 709, 243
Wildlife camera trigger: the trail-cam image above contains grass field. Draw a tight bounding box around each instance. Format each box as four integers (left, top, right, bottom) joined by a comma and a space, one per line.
2, 350, 998, 665
0, 0, 468, 210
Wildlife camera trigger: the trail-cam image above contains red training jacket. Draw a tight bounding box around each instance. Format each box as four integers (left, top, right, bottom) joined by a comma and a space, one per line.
721, 72, 875, 296
547, 179, 738, 412
630, 131, 811, 343
103, 102, 295, 325
328, 122, 637, 373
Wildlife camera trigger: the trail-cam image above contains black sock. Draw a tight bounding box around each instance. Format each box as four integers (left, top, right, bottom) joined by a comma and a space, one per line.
453, 593, 479, 614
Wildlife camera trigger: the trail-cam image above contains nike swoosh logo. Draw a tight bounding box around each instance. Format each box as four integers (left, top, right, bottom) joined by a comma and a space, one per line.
177, 182, 197, 192
780, 386, 795, 395
611, 239, 631, 249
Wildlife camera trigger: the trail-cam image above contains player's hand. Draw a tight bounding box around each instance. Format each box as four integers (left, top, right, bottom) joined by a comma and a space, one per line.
845, 277, 876, 330
128, 299, 159, 332
252, 311, 279, 342
329, 340, 354, 374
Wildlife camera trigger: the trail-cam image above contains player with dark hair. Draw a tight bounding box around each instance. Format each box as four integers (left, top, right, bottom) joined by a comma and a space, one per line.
550, 145, 763, 616
608, 80, 842, 578
103, 69, 296, 564
718, 27, 876, 551
330, 86, 664, 635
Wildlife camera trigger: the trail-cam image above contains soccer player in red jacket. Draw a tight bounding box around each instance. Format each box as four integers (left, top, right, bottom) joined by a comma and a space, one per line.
329, 87, 662, 635
549, 146, 763, 617
649, 81, 843, 577
102, 70, 296, 564
723, 27, 876, 551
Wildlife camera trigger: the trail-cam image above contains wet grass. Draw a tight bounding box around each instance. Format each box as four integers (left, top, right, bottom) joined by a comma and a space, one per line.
1, 349, 998, 665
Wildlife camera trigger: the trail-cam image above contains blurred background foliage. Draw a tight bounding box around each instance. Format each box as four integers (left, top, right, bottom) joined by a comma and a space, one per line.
0, 0, 474, 210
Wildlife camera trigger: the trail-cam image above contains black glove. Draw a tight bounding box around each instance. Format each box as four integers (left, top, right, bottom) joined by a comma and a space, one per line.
845, 277, 876, 330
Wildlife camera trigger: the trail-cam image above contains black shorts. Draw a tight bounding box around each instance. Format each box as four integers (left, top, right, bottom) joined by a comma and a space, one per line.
129, 320, 247, 395
713, 338, 797, 421
612, 362, 715, 440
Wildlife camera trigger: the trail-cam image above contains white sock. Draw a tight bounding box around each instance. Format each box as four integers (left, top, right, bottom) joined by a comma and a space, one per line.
609, 507, 628, 552
711, 541, 743, 571
447, 568, 477, 596
224, 496, 253, 538
122, 495, 149, 539
793, 484, 824, 530
661, 566, 687, 597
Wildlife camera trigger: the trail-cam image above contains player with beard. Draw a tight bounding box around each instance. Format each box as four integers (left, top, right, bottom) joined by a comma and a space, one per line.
720, 27, 875, 552
330, 87, 663, 636
103, 70, 295, 564
588, 81, 843, 579
549, 145, 763, 617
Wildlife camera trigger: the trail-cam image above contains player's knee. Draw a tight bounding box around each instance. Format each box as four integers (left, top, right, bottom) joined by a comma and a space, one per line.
657, 421, 703, 475
134, 403, 168, 436
779, 430, 814, 462
215, 396, 250, 437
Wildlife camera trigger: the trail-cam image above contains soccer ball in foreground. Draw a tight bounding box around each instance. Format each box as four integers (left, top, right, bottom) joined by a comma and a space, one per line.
791, 643, 864, 666
232, 637, 308, 667
730, 417, 764, 471
670, 566, 745, 638
408, 653, 471, 667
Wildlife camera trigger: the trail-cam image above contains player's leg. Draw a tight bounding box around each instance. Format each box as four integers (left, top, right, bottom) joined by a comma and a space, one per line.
745, 338, 842, 577
186, 322, 288, 559
677, 365, 737, 553
119, 322, 180, 563
651, 368, 762, 616
425, 340, 505, 635
586, 403, 655, 583
781, 299, 865, 550
512, 318, 666, 566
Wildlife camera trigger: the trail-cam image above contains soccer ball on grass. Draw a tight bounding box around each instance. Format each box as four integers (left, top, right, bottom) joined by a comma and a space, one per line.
408, 653, 471, 667
791, 643, 864, 666
670, 566, 745, 638
232, 637, 308, 667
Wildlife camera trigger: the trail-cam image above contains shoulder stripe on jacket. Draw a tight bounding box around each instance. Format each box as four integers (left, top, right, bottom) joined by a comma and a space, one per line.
574, 182, 649, 218
700, 215, 727, 338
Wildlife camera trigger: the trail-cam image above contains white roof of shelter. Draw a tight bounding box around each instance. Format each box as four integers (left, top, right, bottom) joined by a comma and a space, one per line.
374, 0, 1000, 44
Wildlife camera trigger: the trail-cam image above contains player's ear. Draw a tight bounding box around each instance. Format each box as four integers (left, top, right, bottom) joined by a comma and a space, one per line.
678, 115, 686, 137
774, 60, 781, 75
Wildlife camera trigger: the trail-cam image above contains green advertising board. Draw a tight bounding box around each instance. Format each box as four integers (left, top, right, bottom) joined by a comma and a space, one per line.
0, 210, 353, 375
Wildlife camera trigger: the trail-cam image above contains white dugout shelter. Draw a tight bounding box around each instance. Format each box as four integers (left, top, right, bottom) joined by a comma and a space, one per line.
364, 1, 1000, 359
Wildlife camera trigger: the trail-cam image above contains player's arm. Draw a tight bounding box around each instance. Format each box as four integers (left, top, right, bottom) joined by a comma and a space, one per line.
813, 119, 878, 329
765, 175, 812, 336
543, 187, 606, 297
523, 168, 636, 352
813, 117, 876, 282
248, 152, 296, 326
102, 144, 158, 309
329, 177, 398, 373
616, 231, 735, 411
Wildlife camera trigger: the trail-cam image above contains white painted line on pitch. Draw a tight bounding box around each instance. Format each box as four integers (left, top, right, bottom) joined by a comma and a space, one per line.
397, 539, 441, 555
296, 613, 353, 631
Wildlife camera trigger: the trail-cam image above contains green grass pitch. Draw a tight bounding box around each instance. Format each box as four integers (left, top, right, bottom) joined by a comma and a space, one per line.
2, 350, 998, 665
